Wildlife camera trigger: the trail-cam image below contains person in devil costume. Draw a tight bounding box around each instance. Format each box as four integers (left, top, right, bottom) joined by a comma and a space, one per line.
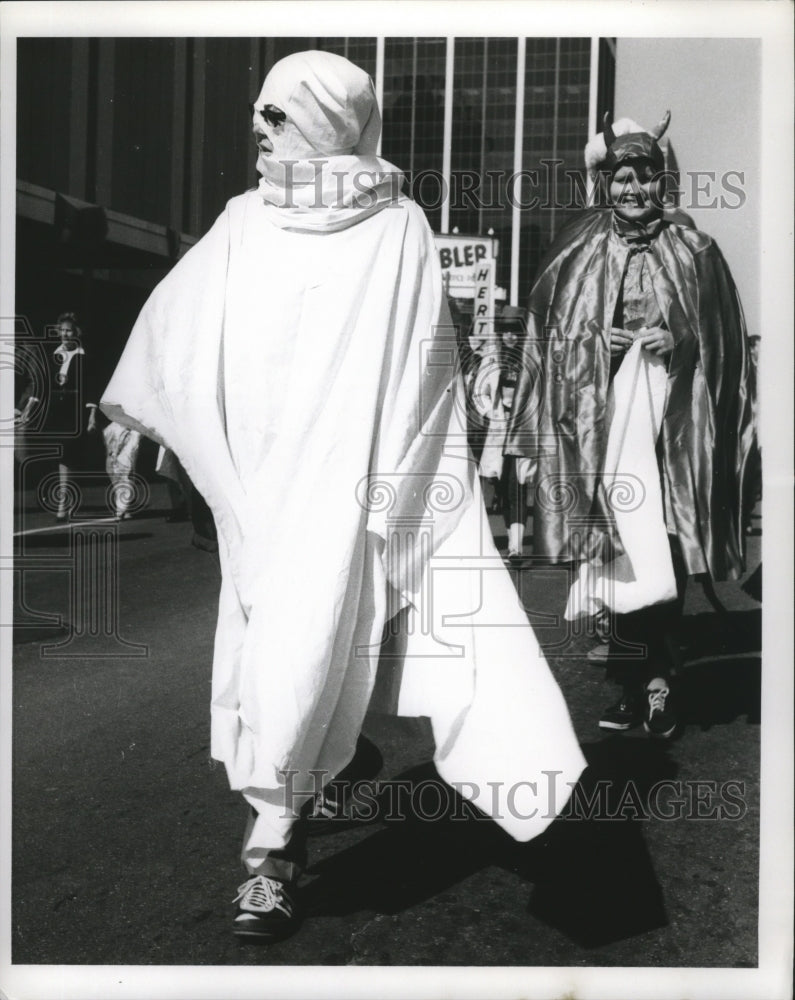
506, 110, 756, 738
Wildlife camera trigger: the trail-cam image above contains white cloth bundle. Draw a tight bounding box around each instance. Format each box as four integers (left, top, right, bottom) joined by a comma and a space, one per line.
565, 340, 677, 619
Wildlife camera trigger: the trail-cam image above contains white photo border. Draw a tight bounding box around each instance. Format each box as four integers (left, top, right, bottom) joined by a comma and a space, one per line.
1, 2, 792, 999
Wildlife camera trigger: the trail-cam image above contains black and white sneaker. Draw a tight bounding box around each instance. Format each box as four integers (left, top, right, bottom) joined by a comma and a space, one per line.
643, 683, 677, 739
599, 693, 642, 731
233, 875, 301, 941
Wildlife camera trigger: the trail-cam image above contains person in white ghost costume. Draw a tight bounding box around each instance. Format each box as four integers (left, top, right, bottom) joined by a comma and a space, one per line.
101, 51, 585, 941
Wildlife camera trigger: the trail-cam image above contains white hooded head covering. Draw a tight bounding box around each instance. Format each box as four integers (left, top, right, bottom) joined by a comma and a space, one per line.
254, 49, 381, 157
253, 50, 403, 232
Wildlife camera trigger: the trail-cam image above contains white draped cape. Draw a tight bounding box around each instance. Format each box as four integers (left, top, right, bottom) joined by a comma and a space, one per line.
565, 341, 678, 620
102, 191, 585, 846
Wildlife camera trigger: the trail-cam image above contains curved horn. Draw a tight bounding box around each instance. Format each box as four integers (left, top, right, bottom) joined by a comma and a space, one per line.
650, 109, 671, 141
602, 111, 616, 147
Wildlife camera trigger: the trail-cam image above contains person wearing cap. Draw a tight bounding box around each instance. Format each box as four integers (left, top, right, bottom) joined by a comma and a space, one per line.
102, 51, 585, 942
477, 305, 535, 561
506, 111, 755, 739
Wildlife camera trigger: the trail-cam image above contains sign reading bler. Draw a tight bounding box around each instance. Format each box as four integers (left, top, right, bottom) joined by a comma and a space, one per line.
435, 233, 498, 298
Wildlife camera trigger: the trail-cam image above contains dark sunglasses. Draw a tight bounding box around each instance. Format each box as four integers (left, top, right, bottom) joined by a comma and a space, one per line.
248, 102, 287, 128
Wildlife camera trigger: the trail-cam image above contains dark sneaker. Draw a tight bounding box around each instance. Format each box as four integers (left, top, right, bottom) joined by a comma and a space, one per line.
644, 684, 677, 739
599, 693, 642, 731
233, 875, 301, 941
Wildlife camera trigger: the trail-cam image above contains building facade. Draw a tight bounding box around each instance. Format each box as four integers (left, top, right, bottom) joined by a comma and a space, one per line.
15, 36, 614, 376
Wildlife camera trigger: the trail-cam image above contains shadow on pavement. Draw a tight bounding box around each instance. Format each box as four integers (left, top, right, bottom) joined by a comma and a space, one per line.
679, 609, 761, 662
522, 738, 674, 947
303, 737, 675, 949
303, 761, 497, 917
678, 657, 761, 729
676, 608, 761, 729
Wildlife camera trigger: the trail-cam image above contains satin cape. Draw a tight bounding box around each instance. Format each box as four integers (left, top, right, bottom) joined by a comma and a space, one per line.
507, 208, 755, 582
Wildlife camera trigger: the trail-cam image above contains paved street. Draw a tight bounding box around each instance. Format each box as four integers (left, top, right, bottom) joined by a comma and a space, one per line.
9, 478, 762, 969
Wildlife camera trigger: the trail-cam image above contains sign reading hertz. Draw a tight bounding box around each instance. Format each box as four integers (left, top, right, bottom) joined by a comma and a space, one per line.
435, 233, 499, 298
